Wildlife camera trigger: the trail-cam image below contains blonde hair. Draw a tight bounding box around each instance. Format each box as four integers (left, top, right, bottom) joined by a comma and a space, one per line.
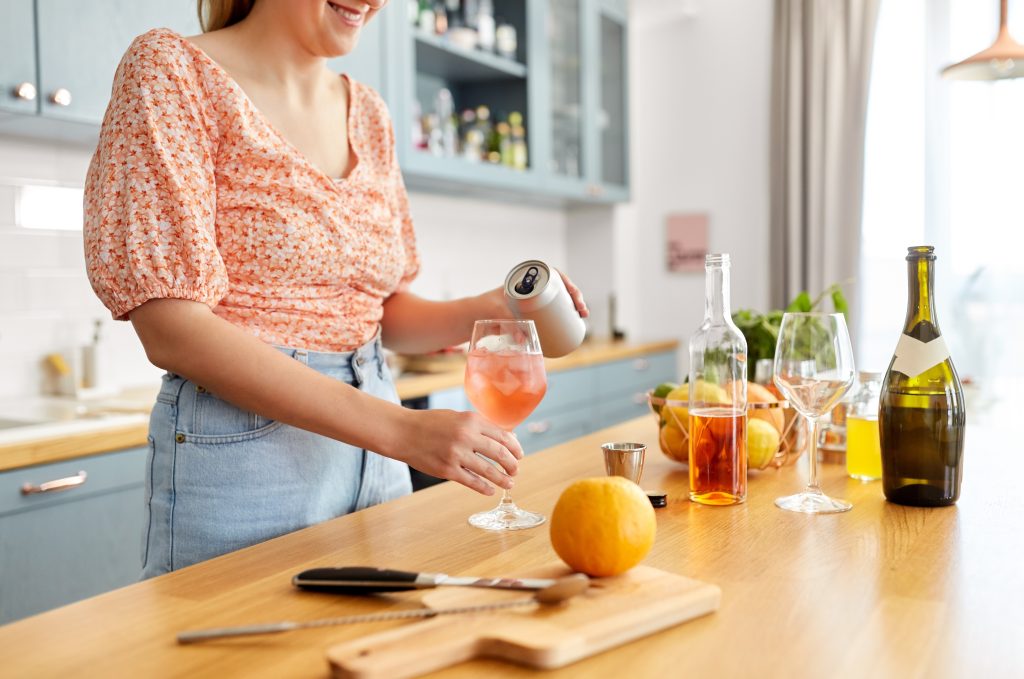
197, 0, 255, 32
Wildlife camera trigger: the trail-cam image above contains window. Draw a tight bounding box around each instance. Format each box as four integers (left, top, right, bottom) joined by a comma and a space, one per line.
860, 0, 1024, 389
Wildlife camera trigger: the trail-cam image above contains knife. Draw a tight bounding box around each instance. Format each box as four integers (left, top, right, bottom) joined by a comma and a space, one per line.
292, 567, 558, 594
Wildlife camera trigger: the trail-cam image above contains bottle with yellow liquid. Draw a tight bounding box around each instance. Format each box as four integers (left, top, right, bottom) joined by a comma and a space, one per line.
846, 371, 883, 481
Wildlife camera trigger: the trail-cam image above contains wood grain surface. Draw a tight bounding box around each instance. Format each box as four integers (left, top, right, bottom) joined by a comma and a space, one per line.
326, 566, 720, 678
0, 408, 1018, 678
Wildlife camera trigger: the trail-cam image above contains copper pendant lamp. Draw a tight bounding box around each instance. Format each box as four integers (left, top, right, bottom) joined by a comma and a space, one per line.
942, 0, 1024, 80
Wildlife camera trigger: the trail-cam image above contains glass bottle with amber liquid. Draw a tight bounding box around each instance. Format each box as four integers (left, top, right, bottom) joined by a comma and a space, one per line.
688, 253, 747, 505
879, 246, 966, 506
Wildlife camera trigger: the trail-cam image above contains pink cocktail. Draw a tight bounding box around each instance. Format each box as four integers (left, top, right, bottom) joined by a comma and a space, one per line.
464, 320, 548, 531
465, 350, 547, 430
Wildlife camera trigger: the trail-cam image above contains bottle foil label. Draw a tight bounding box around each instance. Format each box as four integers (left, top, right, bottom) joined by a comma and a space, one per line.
892, 334, 950, 378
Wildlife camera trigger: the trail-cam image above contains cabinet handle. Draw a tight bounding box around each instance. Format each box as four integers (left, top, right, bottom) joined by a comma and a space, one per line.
50, 88, 72, 107
586, 184, 605, 197
21, 470, 87, 495
632, 392, 648, 405
526, 420, 551, 434
632, 358, 650, 371
13, 82, 37, 101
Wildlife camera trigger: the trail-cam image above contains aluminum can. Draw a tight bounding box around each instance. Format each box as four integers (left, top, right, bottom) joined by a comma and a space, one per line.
503, 260, 586, 358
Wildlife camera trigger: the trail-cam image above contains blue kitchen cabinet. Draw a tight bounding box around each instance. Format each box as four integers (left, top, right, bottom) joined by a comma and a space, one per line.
34, 0, 200, 125
0, 1, 38, 117
0, 446, 147, 624
2, 1, 630, 203
582, 0, 630, 202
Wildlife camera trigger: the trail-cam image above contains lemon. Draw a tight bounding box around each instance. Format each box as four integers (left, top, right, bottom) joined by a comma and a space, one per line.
550, 477, 657, 577
747, 417, 781, 469
663, 381, 730, 431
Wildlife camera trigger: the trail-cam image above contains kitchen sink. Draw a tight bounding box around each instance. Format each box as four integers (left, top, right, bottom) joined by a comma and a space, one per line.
0, 418, 40, 431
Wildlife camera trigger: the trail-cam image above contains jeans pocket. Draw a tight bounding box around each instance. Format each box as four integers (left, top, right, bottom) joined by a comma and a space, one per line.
187, 389, 283, 444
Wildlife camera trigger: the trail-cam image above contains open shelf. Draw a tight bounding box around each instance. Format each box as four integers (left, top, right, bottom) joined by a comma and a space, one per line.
414, 32, 527, 83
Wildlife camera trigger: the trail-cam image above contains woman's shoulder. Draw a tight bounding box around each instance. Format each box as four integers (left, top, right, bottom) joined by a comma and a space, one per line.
348, 77, 393, 130
117, 28, 207, 84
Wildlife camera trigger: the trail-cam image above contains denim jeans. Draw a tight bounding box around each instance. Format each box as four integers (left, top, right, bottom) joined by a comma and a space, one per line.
141, 332, 411, 578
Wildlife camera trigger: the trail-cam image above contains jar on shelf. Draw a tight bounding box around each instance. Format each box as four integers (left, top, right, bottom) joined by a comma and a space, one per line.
846, 371, 883, 481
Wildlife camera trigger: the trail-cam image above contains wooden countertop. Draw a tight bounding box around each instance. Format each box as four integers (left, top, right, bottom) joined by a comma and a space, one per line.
2, 411, 1019, 677
0, 339, 678, 473
393, 338, 678, 401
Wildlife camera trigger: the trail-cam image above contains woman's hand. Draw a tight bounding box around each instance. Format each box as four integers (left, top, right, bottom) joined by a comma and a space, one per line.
388, 408, 524, 496
476, 269, 590, 320
381, 268, 588, 355
558, 270, 589, 318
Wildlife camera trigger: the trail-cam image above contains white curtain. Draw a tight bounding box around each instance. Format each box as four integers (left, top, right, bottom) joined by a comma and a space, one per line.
769, 0, 882, 319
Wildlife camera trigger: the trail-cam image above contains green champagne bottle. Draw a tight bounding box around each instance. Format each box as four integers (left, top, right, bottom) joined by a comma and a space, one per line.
879, 246, 966, 506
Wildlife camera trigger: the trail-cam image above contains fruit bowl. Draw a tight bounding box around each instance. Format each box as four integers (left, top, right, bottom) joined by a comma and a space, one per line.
647, 392, 808, 470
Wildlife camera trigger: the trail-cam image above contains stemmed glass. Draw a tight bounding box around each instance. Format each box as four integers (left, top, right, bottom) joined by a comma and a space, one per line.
464, 320, 548, 531
772, 313, 857, 513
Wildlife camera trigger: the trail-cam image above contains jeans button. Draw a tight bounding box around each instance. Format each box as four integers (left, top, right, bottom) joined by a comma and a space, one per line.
355, 356, 365, 367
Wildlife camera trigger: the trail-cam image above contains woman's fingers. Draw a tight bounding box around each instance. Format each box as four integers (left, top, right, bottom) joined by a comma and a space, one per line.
463, 450, 515, 490
450, 466, 495, 496
558, 271, 590, 318
472, 433, 520, 476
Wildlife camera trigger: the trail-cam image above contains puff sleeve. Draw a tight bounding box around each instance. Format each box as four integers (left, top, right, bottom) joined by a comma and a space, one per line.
84, 32, 227, 320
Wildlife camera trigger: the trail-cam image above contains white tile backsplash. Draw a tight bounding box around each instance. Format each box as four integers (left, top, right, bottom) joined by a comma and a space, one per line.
0, 135, 571, 398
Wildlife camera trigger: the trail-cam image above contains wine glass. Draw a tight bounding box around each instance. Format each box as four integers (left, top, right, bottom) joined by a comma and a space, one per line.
464, 320, 548, 531
772, 313, 856, 513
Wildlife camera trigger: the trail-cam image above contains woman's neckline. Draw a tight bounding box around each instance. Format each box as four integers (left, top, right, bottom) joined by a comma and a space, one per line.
156, 28, 361, 185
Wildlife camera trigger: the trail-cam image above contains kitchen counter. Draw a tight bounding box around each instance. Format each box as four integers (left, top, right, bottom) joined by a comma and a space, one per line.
1, 412, 1018, 677
0, 339, 678, 472
393, 338, 677, 401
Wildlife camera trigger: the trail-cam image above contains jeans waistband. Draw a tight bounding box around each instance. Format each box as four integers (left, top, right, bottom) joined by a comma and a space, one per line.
273, 328, 385, 381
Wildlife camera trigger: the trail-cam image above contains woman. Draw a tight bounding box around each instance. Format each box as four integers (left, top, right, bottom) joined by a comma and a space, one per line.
84, 0, 587, 577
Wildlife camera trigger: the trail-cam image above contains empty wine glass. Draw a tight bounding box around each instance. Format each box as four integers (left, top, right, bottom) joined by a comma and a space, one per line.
772, 313, 857, 513
464, 320, 548, 530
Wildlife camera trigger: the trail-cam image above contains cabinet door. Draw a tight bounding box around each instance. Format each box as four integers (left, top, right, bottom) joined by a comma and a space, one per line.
35, 0, 200, 124
0, 0, 37, 116
582, 0, 629, 199
538, 0, 587, 192
0, 447, 147, 624
327, 6, 386, 94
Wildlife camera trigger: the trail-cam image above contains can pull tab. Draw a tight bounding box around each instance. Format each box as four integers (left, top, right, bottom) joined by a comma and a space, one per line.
515, 266, 540, 295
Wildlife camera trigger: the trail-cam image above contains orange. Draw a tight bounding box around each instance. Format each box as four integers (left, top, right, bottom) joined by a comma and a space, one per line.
549, 477, 657, 577
728, 381, 785, 435
659, 419, 687, 463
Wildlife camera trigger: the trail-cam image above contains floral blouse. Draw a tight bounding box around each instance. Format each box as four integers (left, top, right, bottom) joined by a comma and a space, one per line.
84, 28, 419, 352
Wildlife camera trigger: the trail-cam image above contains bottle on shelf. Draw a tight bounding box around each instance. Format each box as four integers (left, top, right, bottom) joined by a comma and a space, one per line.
434, 89, 457, 157
433, 0, 448, 34
417, 0, 435, 33
496, 122, 513, 166
495, 18, 518, 60
509, 111, 528, 170
879, 245, 966, 507
474, 105, 493, 152
687, 253, 748, 506
476, 0, 496, 52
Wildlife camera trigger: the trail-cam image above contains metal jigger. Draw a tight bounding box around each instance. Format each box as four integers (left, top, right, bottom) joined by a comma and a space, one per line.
601, 442, 646, 484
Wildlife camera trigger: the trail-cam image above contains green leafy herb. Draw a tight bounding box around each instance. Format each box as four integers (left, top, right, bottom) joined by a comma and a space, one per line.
732, 283, 849, 368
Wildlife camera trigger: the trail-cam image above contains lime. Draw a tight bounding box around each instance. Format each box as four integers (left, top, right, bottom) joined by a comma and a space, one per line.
650, 382, 678, 416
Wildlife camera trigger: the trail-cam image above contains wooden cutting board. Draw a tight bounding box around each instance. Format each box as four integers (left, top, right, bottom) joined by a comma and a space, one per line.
326, 565, 720, 679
